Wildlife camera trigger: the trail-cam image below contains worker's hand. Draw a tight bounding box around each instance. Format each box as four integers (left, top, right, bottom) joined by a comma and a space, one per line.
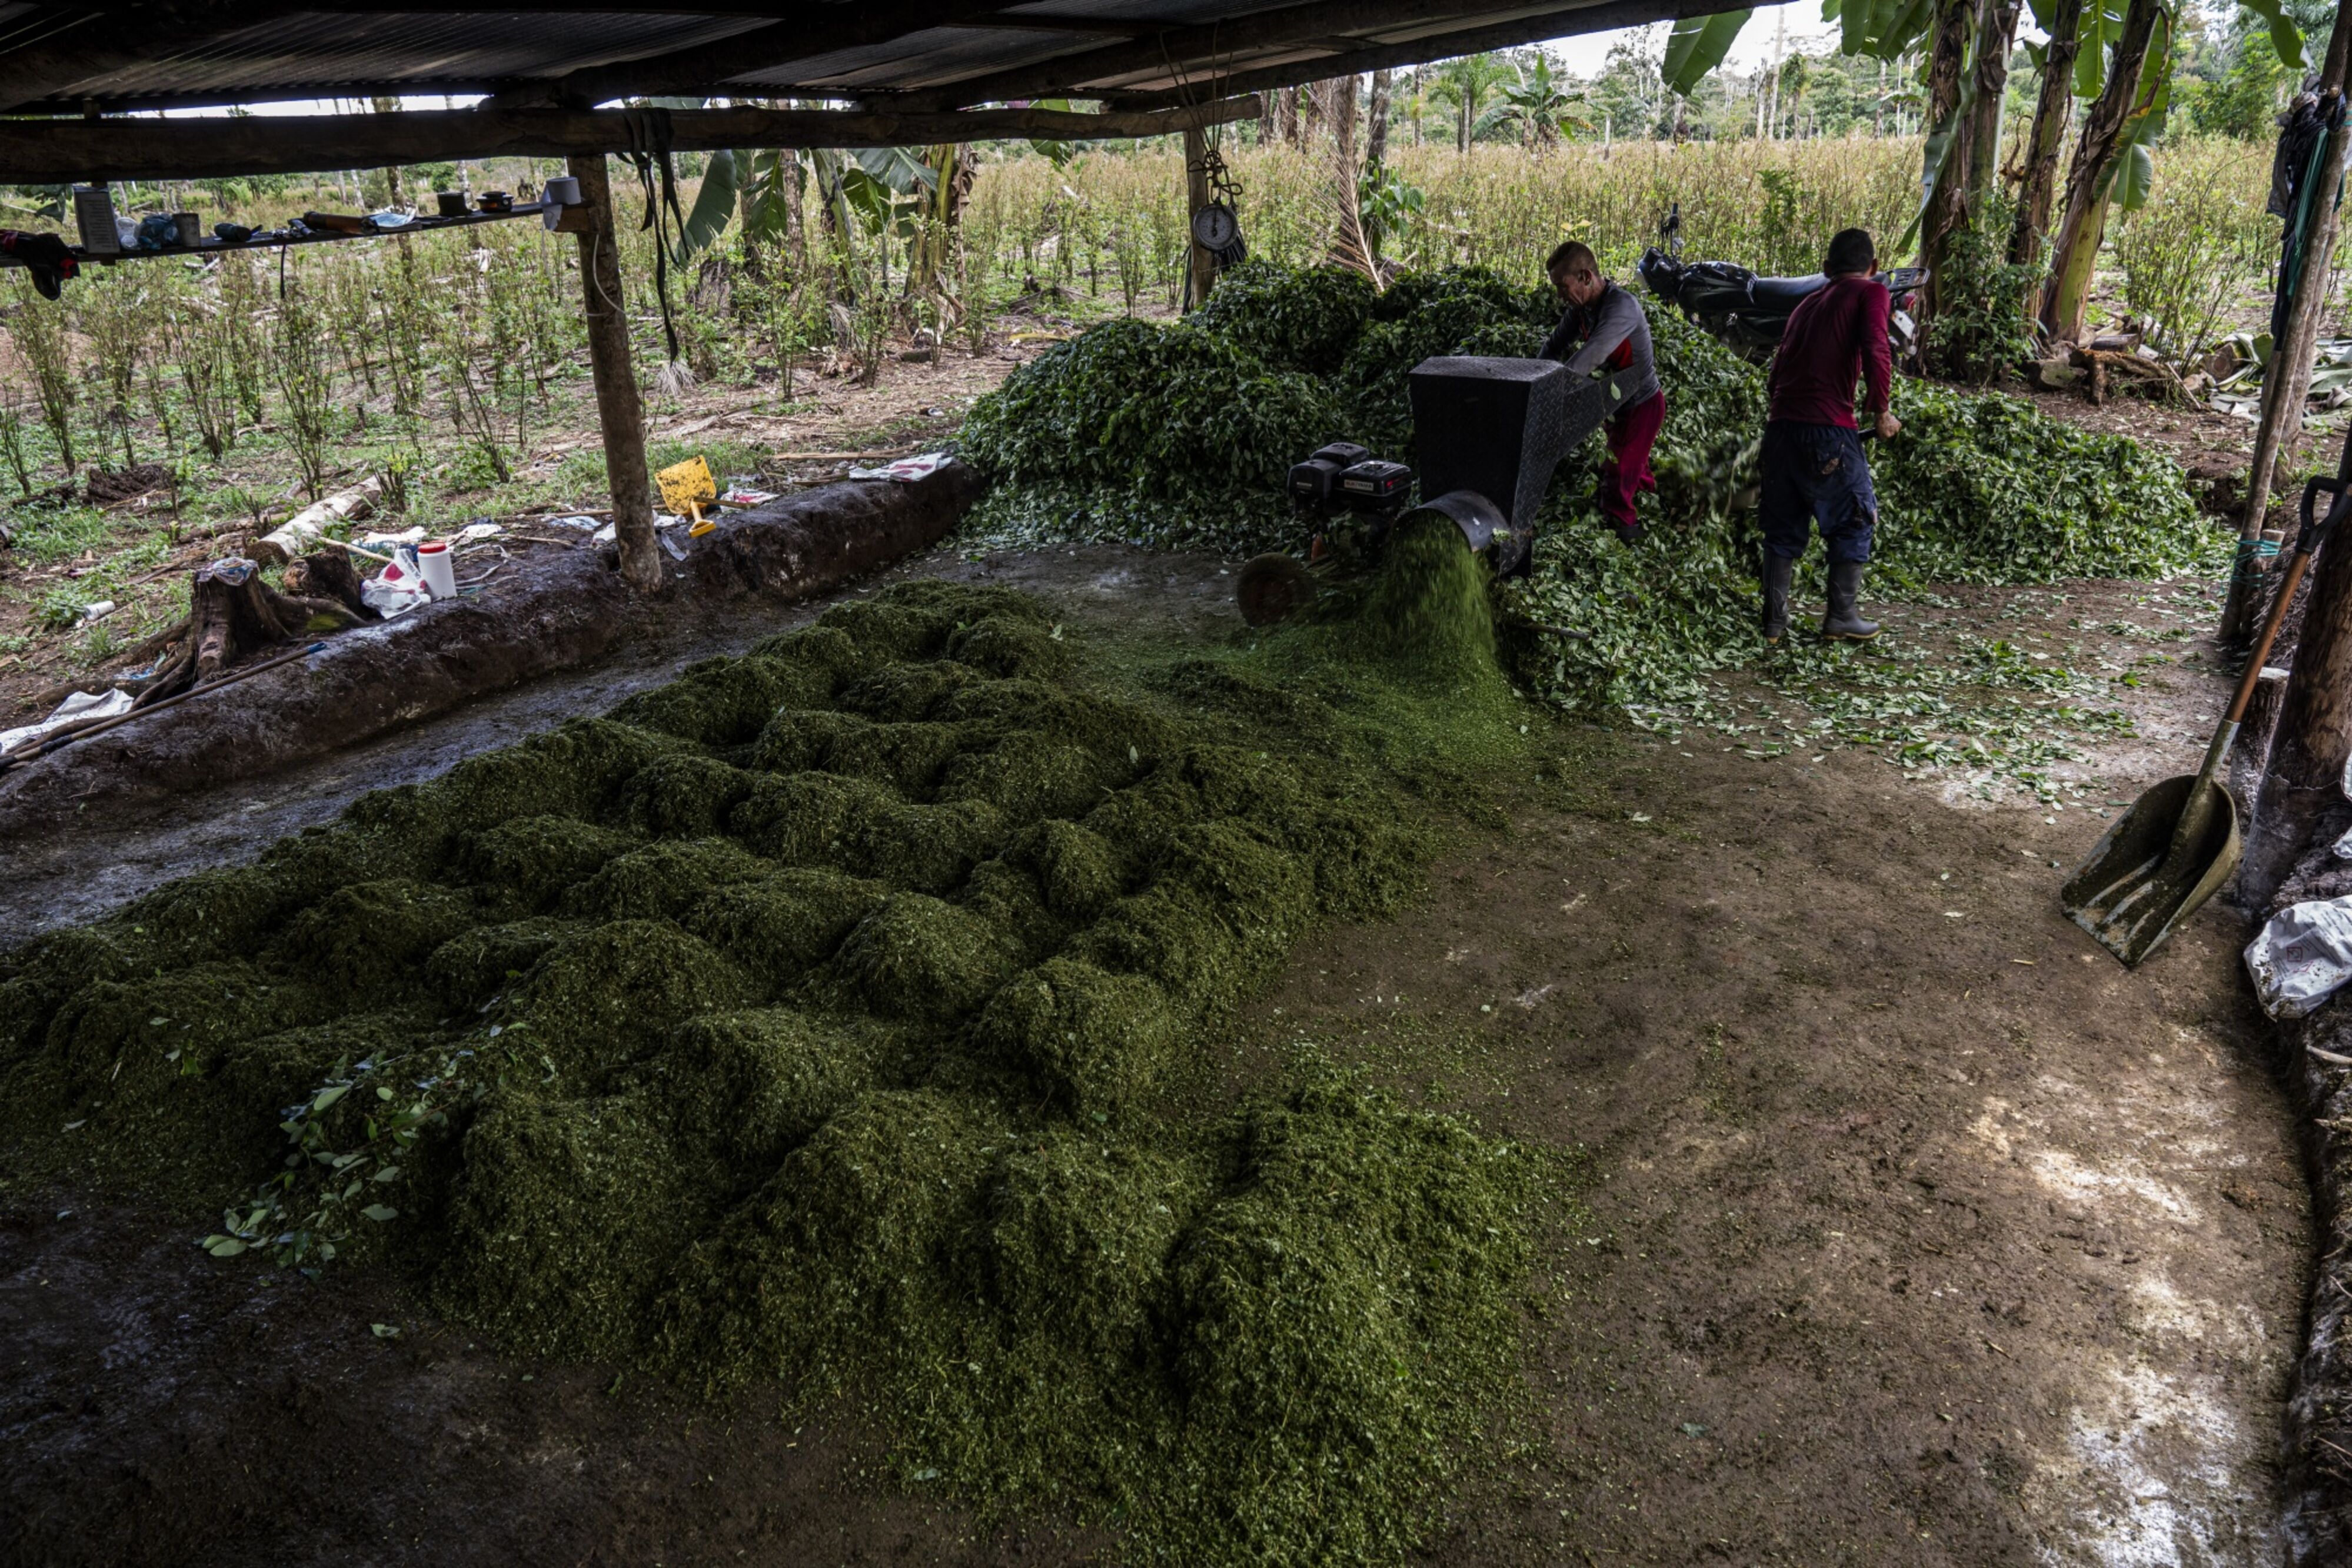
1874, 410, 1902, 441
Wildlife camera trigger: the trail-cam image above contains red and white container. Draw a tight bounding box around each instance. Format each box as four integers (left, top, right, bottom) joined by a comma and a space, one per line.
417, 540, 457, 598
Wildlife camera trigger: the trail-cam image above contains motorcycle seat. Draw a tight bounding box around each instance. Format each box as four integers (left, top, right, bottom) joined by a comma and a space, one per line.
1686, 259, 1754, 287
1747, 273, 1827, 307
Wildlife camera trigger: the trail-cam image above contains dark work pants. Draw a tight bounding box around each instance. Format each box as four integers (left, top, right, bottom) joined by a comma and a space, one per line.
1758, 420, 1877, 564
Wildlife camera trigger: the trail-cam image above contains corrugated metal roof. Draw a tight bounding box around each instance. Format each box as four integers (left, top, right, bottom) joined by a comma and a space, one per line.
1, 0, 1705, 115
41, 10, 772, 104
727, 26, 1107, 93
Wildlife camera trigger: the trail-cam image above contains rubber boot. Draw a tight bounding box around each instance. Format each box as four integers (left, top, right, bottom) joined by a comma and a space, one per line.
1761, 555, 1793, 644
1821, 560, 1880, 641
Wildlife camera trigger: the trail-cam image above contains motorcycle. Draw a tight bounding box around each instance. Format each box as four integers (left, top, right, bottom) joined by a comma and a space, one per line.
1636, 203, 1924, 365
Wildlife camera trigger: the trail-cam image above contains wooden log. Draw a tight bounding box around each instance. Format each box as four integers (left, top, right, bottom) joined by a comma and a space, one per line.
569, 154, 661, 596
0, 99, 1262, 185
2230, 665, 2293, 813
251, 477, 378, 564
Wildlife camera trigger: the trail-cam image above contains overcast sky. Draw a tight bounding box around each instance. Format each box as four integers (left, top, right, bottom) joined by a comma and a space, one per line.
1547, 1, 1822, 75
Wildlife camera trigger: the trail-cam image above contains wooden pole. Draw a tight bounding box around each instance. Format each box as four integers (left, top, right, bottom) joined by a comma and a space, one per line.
2242, 450, 2352, 907
2223, 0, 2352, 642
568, 153, 661, 595
1182, 122, 1217, 311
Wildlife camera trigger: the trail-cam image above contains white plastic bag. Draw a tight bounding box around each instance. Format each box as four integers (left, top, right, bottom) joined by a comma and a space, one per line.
361, 544, 433, 619
1, 687, 135, 754
2247, 897, 2352, 1018
849, 452, 952, 482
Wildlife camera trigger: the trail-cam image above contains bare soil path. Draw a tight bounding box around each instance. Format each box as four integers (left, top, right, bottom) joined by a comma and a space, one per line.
0, 549, 2308, 1567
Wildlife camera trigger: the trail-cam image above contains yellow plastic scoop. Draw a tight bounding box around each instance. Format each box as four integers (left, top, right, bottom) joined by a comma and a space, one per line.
657, 454, 717, 530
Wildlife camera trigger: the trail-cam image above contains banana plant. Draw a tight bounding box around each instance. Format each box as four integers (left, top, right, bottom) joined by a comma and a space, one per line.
673, 142, 939, 261
1662, 10, 1755, 95
1473, 54, 1592, 148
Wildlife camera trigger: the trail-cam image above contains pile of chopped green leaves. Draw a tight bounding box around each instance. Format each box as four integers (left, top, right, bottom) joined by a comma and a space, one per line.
0, 578, 1539, 1565
957, 261, 2227, 798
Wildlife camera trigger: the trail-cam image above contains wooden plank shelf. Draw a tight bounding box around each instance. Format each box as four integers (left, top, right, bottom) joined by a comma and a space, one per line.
0, 200, 570, 271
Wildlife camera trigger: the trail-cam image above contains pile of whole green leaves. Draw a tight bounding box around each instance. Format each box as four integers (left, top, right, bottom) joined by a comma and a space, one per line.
957, 262, 2224, 786
1183, 259, 1377, 375
957, 264, 1555, 552
956, 314, 1339, 554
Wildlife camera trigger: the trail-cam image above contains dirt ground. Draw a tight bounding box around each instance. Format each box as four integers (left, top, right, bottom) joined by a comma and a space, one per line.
0, 544, 2310, 1566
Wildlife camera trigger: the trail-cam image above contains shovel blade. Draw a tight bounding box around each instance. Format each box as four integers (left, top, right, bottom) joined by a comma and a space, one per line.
2060, 774, 2241, 967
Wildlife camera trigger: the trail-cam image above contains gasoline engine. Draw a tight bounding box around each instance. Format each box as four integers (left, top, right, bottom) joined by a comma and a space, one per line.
1236, 355, 1629, 627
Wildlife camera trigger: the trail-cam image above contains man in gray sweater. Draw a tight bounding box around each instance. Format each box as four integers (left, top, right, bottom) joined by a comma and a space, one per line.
1541, 240, 1665, 545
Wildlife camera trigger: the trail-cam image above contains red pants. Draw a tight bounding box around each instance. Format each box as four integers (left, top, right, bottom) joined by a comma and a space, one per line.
1598, 390, 1665, 530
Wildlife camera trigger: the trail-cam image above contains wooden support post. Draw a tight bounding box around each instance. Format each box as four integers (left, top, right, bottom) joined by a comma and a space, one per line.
1182, 122, 1217, 312
2224, 0, 2352, 642
2244, 520, 2352, 907
568, 152, 661, 594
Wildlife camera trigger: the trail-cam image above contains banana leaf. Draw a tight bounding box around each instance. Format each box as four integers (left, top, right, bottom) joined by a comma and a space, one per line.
675, 147, 741, 264
1663, 10, 1754, 95
2234, 0, 2307, 70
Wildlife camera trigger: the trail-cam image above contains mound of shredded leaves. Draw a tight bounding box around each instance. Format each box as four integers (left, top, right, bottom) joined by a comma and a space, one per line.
0, 578, 1535, 1566
957, 261, 2225, 740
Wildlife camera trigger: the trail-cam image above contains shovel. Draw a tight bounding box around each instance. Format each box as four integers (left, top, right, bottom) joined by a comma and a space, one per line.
2062, 469, 2343, 966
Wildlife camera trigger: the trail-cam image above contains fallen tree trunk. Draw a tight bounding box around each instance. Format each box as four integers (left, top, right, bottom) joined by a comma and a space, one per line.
0, 464, 984, 839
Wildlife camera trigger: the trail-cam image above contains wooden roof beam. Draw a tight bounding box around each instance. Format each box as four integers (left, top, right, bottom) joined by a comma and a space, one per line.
0, 96, 1260, 185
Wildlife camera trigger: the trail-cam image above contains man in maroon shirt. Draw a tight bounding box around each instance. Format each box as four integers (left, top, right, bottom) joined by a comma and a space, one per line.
1758, 227, 1902, 642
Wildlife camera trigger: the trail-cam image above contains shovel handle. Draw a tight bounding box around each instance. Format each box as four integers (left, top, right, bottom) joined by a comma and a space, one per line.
2227, 475, 2346, 724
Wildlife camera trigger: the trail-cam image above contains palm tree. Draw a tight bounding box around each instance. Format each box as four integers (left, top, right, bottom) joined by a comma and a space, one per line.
1432, 52, 1516, 154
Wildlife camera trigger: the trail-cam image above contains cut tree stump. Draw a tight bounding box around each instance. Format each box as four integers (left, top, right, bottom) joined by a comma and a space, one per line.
2072, 346, 2180, 407
135, 557, 362, 708
281, 548, 373, 620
